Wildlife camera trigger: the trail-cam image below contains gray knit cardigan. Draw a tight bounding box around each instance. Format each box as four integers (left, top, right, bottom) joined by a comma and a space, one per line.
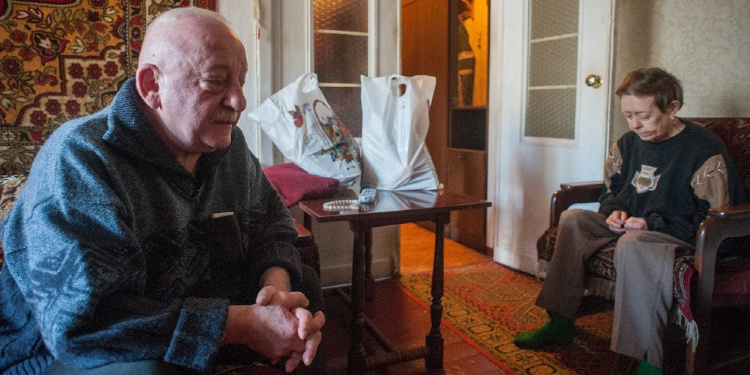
0, 78, 301, 374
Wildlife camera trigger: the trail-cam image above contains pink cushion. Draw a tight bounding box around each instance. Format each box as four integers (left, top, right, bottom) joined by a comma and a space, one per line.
263, 163, 339, 207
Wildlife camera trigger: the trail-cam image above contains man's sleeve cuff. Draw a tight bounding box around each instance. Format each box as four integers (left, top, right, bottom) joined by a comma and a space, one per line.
165, 297, 229, 372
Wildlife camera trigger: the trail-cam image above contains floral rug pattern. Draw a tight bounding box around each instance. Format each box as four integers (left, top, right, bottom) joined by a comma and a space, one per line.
399, 260, 639, 375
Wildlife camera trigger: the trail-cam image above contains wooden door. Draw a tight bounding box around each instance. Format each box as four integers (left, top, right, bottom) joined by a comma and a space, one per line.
489, 0, 614, 273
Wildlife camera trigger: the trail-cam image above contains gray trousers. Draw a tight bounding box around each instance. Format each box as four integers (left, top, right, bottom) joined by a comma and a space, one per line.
42, 264, 323, 375
536, 209, 692, 367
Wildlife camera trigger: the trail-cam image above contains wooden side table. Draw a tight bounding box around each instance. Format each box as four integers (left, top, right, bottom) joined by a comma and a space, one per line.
298, 190, 491, 374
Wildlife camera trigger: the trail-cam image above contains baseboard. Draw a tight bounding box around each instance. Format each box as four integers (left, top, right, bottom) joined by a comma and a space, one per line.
492, 247, 538, 276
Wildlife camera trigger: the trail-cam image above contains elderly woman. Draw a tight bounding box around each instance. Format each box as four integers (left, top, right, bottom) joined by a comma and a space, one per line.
514, 68, 747, 375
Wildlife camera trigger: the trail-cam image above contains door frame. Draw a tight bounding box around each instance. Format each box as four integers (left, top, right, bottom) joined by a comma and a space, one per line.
487, 0, 615, 274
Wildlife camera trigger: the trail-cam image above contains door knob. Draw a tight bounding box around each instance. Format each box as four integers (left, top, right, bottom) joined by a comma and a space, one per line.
585, 74, 602, 88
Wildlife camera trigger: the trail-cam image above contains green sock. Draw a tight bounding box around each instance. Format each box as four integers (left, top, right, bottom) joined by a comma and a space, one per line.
637, 353, 662, 375
514, 313, 575, 349
637, 360, 662, 375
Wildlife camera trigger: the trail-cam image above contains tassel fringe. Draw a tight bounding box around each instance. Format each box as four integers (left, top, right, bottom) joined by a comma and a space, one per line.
673, 308, 700, 352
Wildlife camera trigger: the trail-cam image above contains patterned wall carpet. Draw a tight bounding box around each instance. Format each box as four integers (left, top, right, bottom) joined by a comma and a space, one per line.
399, 260, 640, 375
0, 0, 215, 174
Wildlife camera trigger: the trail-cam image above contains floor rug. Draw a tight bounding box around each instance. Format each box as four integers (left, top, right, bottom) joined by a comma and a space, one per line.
399, 260, 639, 375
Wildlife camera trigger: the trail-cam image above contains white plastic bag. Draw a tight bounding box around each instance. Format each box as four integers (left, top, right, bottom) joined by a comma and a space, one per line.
247, 73, 361, 186
360, 75, 439, 190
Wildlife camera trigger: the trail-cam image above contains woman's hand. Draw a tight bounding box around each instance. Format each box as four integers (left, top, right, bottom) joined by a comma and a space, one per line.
606, 210, 629, 233
622, 216, 647, 231
606, 210, 647, 233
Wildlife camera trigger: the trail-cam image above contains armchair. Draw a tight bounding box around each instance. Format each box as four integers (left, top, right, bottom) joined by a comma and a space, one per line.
536, 118, 750, 375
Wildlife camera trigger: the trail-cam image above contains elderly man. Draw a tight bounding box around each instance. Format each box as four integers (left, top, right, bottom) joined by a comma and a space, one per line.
0, 7, 324, 375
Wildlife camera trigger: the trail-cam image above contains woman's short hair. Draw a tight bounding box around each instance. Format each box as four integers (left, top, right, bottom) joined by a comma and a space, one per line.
615, 67, 683, 113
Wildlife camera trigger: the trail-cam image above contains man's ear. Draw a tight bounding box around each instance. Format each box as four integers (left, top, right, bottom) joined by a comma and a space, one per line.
135, 63, 161, 109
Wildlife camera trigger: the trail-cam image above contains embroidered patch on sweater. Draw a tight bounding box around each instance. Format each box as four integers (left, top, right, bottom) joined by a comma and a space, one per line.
631, 165, 661, 193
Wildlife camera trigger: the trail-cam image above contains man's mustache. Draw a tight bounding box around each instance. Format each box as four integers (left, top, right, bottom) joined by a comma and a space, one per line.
213, 110, 240, 123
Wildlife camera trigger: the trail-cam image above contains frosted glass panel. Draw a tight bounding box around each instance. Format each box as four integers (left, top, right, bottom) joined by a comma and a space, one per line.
320, 87, 362, 137
529, 38, 578, 87
314, 34, 368, 83
525, 89, 576, 139
314, 0, 368, 32
525, 0, 579, 140
531, 0, 578, 39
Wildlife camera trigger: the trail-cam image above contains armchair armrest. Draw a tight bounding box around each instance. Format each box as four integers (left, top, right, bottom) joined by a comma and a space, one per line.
695, 203, 750, 286
550, 181, 604, 226
691, 202, 750, 367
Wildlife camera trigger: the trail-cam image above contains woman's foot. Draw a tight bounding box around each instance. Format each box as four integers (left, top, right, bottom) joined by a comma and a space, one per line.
514, 314, 575, 349
637, 357, 662, 375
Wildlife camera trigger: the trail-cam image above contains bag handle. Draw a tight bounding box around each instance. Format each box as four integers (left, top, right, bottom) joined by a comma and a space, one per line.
299, 73, 319, 94
389, 75, 409, 98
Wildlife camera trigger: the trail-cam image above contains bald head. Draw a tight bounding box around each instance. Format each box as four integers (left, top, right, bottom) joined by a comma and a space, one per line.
134, 7, 248, 172
139, 7, 240, 69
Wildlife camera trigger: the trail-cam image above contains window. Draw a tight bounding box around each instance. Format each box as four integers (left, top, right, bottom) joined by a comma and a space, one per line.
313, 0, 371, 136
524, 0, 579, 139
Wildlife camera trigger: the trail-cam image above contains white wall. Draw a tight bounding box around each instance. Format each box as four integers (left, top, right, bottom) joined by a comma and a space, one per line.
219, 0, 402, 287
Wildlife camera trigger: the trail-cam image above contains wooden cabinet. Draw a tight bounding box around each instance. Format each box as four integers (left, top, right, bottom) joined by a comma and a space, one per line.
449, 107, 486, 150
401, 0, 449, 186
445, 148, 487, 251
402, 0, 489, 253
444, 0, 489, 253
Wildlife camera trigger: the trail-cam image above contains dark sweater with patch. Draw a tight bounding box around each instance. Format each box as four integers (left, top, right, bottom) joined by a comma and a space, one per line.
599, 120, 747, 244
0, 79, 301, 374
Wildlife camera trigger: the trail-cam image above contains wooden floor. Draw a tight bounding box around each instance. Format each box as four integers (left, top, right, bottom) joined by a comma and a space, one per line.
318, 224, 511, 375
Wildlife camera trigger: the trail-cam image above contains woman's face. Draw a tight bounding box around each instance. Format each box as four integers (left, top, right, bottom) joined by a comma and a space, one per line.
620, 94, 681, 142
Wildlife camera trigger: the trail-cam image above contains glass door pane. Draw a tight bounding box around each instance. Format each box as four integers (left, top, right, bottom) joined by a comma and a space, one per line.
313, 0, 369, 136
524, 0, 578, 139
